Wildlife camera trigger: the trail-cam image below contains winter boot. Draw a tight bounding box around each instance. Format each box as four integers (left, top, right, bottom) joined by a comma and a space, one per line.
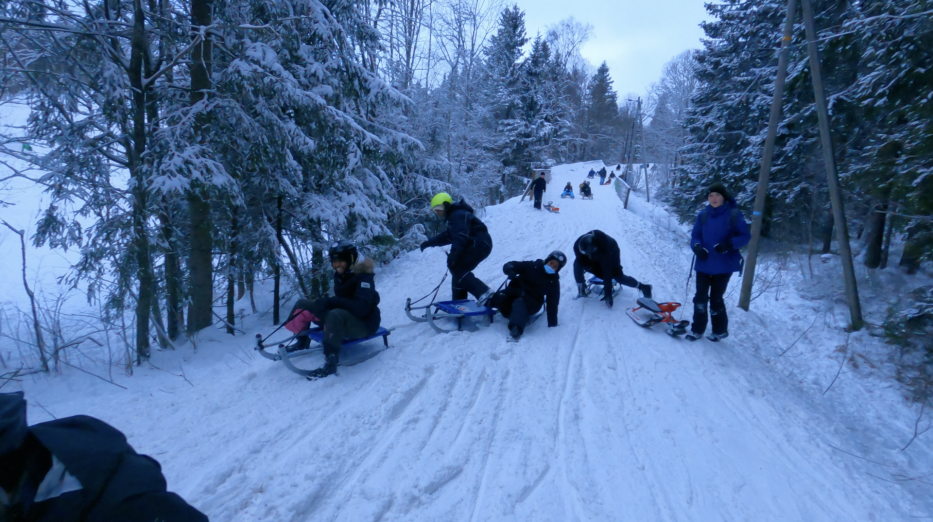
638, 283, 652, 299
508, 324, 523, 341
706, 332, 729, 342
286, 334, 311, 353
477, 289, 496, 308
684, 331, 703, 342
576, 283, 589, 299
307, 353, 338, 380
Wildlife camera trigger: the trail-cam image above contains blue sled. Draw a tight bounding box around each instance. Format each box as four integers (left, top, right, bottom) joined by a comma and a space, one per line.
256, 326, 391, 377
406, 298, 496, 333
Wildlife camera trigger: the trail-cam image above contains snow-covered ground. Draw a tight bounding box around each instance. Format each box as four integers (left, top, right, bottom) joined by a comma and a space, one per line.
6, 160, 931, 520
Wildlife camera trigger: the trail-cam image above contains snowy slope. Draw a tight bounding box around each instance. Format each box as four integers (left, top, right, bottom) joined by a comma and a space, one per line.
16, 160, 932, 521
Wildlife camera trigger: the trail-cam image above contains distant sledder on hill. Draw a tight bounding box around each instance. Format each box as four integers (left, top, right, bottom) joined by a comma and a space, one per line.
560, 182, 574, 199
573, 230, 652, 309
489, 251, 565, 342
256, 240, 389, 380
579, 180, 593, 199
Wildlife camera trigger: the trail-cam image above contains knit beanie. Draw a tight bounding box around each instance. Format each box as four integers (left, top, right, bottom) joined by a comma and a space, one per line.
708, 182, 730, 201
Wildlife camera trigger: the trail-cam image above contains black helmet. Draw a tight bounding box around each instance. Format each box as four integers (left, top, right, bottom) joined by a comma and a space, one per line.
578, 233, 596, 257
329, 240, 358, 265
545, 250, 567, 270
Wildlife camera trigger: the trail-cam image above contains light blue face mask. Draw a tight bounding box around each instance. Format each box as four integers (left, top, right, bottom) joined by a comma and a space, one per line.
544, 264, 556, 275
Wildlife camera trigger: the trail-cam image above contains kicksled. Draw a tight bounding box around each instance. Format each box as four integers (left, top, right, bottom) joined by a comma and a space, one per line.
625, 297, 690, 337
405, 298, 496, 333
256, 326, 391, 377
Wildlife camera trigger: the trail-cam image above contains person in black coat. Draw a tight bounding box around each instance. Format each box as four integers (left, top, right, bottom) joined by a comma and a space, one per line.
421, 193, 494, 305
490, 251, 566, 340
530, 172, 547, 210
573, 230, 652, 308
284, 240, 381, 378
0, 392, 207, 522
598, 167, 607, 185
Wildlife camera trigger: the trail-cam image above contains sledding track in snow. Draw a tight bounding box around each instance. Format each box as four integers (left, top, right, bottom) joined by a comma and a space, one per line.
19, 161, 930, 520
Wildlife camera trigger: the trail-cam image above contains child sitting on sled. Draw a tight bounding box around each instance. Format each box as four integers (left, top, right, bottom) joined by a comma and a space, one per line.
579, 180, 593, 198
560, 182, 574, 199
283, 240, 382, 379
488, 251, 566, 341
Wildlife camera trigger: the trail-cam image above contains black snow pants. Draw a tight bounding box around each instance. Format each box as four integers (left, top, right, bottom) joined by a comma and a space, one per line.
573, 260, 639, 288
533, 190, 543, 209
450, 232, 493, 300
491, 292, 543, 334
288, 299, 372, 358
691, 272, 732, 336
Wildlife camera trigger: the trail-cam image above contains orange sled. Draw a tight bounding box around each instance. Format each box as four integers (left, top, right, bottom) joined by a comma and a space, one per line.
625, 297, 690, 337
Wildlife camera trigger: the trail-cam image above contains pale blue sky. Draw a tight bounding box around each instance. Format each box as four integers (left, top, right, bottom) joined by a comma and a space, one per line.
514, 0, 711, 98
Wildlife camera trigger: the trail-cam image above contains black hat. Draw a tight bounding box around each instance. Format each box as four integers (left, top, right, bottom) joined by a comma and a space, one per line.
545, 250, 568, 270
708, 182, 730, 201
539, 172, 546, 177
0, 392, 28, 456
578, 233, 596, 257
329, 240, 358, 265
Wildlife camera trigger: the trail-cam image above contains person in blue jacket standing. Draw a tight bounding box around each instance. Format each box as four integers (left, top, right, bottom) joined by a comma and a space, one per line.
686, 182, 751, 342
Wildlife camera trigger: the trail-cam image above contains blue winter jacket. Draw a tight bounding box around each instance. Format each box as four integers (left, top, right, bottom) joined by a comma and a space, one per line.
690, 201, 751, 275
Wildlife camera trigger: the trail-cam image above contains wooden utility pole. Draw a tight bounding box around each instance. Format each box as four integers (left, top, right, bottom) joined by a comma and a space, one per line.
800, 0, 863, 330
739, 0, 797, 311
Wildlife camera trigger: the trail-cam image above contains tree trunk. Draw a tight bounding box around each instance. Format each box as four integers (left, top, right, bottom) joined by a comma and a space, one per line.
900, 221, 929, 274
273, 195, 282, 324
862, 201, 887, 269
880, 203, 896, 269
130, 0, 152, 363
237, 270, 246, 300
159, 198, 182, 339
246, 270, 257, 314
187, 0, 214, 334
820, 212, 834, 254
226, 207, 238, 335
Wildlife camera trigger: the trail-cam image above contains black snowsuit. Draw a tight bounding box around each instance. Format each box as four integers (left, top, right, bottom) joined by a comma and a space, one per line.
573, 229, 642, 306
579, 182, 592, 198
287, 258, 381, 356
598, 167, 607, 185
531, 177, 547, 209
0, 394, 206, 522
422, 201, 492, 300
491, 260, 560, 334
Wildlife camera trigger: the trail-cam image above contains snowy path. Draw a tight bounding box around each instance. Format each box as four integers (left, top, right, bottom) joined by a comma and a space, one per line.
19, 161, 926, 520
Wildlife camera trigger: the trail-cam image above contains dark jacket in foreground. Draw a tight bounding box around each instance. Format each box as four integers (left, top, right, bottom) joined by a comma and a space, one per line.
572, 229, 621, 284
690, 201, 751, 275
422, 200, 492, 269
328, 258, 381, 333
502, 260, 561, 327
0, 404, 206, 522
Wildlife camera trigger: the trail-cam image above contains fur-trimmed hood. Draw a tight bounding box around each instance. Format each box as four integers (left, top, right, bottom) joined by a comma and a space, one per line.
352, 257, 375, 274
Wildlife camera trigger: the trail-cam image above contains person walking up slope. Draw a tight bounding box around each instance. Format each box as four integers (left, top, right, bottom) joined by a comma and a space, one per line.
490, 251, 565, 341
573, 230, 652, 308
531, 172, 547, 210
421, 193, 495, 305
685, 182, 751, 342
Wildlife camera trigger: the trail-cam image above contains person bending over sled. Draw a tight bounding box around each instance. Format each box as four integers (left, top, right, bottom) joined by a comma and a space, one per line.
573, 230, 652, 308
490, 251, 566, 341
284, 240, 381, 379
685, 182, 750, 342
561, 182, 575, 199
420, 192, 495, 306
579, 180, 593, 198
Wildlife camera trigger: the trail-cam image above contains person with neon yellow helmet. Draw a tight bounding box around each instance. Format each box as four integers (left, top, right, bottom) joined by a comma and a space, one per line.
420, 192, 495, 305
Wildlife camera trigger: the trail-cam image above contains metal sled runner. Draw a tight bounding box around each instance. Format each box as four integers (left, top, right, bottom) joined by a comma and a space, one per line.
586, 276, 621, 298
625, 297, 690, 337
256, 326, 391, 377
405, 298, 496, 333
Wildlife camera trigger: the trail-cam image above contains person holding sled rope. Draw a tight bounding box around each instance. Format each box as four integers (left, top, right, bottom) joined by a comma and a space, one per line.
685, 182, 751, 342
573, 230, 652, 308
489, 251, 566, 341
420, 193, 495, 306
531, 171, 547, 210
283, 240, 381, 379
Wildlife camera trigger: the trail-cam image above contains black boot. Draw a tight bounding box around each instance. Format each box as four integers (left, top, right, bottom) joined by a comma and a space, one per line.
287, 334, 311, 353
508, 324, 523, 341
307, 353, 338, 380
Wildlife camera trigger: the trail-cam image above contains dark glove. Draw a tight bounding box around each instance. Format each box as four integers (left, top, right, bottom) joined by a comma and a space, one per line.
692, 243, 709, 261
714, 239, 733, 254
503, 262, 518, 279
420, 241, 429, 252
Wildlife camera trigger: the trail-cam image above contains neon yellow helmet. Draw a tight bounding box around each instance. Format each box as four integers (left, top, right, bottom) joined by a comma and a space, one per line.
430, 192, 453, 211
